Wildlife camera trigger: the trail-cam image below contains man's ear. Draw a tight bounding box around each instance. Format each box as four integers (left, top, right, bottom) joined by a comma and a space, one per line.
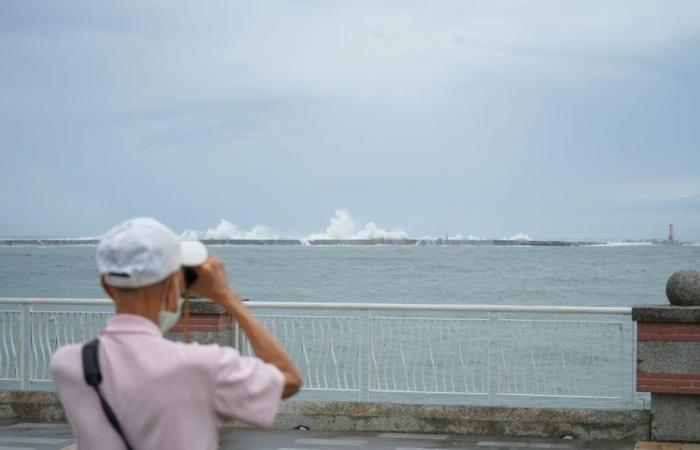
100, 275, 116, 302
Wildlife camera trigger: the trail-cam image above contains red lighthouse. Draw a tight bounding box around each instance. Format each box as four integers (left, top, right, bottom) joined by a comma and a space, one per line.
668, 224, 674, 242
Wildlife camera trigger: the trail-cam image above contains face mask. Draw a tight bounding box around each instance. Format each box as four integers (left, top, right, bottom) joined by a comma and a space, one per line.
158, 278, 184, 334
158, 297, 184, 334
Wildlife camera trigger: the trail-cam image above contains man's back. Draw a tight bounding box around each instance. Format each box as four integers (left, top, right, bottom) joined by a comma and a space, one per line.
50, 314, 284, 450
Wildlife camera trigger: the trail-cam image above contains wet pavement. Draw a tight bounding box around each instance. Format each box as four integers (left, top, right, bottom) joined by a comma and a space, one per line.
0, 423, 636, 450
0, 422, 75, 449
221, 429, 635, 450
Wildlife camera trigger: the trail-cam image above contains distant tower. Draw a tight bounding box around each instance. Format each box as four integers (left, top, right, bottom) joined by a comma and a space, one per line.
668, 224, 674, 242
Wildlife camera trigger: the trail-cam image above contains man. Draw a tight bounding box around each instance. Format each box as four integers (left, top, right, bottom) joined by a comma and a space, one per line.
50, 217, 302, 450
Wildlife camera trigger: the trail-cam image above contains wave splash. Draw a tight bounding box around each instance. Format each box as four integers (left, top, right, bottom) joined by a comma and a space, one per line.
305, 209, 408, 240
504, 233, 533, 241
176, 210, 533, 241
593, 241, 654, 247
180, 220, 279, 240
417, 234, 482, 241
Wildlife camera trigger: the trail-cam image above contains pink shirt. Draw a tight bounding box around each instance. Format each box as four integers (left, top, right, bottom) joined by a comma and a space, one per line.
50, 314, 284, 450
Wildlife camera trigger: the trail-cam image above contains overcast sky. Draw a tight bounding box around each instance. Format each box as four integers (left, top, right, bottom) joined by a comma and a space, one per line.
1, 1, 699, 240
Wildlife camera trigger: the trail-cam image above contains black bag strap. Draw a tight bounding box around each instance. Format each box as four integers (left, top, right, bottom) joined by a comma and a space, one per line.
82, 339, 134, 450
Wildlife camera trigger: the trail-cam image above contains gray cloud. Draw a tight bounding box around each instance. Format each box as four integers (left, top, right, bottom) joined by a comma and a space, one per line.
624, 195, 700, 215
1, 1, 699, 239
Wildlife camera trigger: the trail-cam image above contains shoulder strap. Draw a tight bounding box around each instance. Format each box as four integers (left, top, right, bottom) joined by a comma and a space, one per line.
82, 339, 134, 450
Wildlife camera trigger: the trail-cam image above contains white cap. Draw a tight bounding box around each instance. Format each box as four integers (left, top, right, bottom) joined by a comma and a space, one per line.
97, 217, 208, 288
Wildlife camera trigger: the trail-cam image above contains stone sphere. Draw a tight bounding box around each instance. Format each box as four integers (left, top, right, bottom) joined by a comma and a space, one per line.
666, 270, 700, 306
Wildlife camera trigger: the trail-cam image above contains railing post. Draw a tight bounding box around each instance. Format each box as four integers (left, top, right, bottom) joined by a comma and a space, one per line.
358, 309, 371, 402
487, 311, 500, 407
620, 318, 636, 408
633, 304, 700, 441
18, 303, 32, 390
234, 321, 240, 350
18, 303, 25, 390
631, 321, 642, 408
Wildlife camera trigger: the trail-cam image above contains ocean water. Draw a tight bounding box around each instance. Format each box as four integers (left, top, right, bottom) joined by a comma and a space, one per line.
0, 244, 697, 305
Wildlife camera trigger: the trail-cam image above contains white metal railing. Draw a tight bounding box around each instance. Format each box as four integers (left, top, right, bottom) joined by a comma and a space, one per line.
0, 299, 112, 389
0, 298, 643, 409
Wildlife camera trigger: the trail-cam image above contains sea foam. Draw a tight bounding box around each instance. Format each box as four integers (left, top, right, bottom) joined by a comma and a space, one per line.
180, 220, 279, 240
178, 210, 410, 241
305, 209, 408, 240
505, 233, 533, 241
595, 241, 654, 247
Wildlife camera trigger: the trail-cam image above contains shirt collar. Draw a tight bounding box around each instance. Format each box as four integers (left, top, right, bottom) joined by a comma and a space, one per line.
102, 314, 162, 337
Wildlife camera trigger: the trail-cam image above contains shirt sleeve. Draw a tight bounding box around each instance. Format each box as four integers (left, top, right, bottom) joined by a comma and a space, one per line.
212, 346, 285, 428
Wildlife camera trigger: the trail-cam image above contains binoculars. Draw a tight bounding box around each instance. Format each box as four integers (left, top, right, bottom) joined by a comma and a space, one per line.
182, 267, 197, 288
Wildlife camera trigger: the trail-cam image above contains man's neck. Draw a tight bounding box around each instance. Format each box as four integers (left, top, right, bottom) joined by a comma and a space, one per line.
114, 297, 160, 324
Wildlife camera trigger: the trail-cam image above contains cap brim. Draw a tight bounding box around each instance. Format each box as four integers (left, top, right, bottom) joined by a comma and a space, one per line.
180, 240, 208, 267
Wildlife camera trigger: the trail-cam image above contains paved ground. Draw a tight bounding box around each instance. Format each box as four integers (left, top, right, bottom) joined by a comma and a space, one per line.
221, 430, 634, 450
0, 422, 636, 450
0, 423, 75, 450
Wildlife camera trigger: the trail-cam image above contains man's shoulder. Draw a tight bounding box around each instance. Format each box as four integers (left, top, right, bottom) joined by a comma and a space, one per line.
166, 340, 242, 363
120, 337, 243, 370
164, 341, 255, 378
50, 342, 84, 382
49, 339, 242, 377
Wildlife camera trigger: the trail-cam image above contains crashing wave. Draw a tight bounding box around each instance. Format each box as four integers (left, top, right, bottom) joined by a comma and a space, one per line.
594, 241, 654, 247
179, 220, 278, 240
505, 233, 533, 241
305, 209, 408, 240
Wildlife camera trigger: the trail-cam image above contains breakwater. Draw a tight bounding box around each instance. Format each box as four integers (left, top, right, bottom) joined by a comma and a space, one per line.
0, 238, 601, 246
307, 239, 599, 246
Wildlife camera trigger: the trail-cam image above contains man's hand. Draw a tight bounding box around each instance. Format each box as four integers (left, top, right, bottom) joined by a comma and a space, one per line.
189, 255, 233, 303
187, 253, 302, 398
189, 254, 302, 398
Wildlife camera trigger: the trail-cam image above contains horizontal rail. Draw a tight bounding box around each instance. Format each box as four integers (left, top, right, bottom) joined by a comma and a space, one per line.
0, 298, 111, 306
245, 302, 632, 315
0, 297, 641, 408
0, 298, 632, 315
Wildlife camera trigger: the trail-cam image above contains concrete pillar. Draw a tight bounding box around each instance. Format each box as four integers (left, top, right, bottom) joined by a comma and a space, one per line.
633, 305, 700, 442
167, 298, 234, 346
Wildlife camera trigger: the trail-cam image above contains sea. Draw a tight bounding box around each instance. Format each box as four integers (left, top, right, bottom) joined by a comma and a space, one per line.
0, 242, 697, 305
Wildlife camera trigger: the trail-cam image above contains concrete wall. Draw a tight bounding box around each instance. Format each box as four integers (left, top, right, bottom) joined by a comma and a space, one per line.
651, 394, 700, 442
272, 401, 649, 440
634, 305, 700, 442
0, 391, 66, 423
0, 391, 649, 440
